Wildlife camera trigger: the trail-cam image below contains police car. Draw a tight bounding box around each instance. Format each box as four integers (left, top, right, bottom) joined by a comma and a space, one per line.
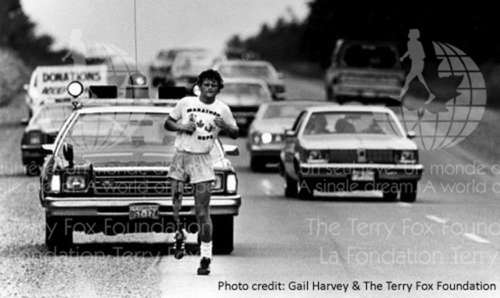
39, 81, 241, 254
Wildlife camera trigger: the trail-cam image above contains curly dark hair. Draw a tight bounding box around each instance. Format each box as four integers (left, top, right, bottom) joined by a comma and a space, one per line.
196, 69, 224, 90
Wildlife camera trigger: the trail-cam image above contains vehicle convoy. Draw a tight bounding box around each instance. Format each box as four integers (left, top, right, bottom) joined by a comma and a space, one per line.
149, 48, 211, 87
38, 83, 241, 254
280, 105, 423, 201
214, 60, 286, 100
325, 39, 404, 104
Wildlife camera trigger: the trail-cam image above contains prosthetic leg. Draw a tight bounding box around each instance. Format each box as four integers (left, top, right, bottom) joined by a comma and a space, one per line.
172, 180, 186, 259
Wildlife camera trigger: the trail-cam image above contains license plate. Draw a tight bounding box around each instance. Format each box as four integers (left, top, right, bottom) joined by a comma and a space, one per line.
352, 170, 375, 181
129, 205, 159, 220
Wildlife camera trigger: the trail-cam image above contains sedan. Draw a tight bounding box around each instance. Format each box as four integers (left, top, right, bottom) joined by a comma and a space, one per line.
21, 102, 73, 175
247, 100, 325, 171
280, 105, 423, 201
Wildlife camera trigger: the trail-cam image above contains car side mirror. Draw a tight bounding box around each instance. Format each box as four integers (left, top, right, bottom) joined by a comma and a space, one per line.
407, 130, 416, 139
41, 143, 56, 154
62, 143, 74, 167
223, 144, 239, 156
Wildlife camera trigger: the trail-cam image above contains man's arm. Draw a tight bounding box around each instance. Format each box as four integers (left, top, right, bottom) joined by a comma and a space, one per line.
165, 116, 195, 133
214, 117, 239, 139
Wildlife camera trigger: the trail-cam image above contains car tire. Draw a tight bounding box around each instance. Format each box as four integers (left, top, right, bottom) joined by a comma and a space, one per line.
298, 179, 314, 200
25, 162, 41, 176
45, 215, 73, 252
400, 181, 417, 203
212, 215, 234, 255
284, 174, 298, 198
250, 156, 266, 172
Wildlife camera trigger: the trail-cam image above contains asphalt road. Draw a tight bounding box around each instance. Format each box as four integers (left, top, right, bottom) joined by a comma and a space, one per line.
1, 77, 500, 298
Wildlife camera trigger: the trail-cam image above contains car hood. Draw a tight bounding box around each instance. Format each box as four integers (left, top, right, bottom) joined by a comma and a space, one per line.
251, 118, 295, 134
218, 94, 266, 107
300, 134, 417, 150
72, 153, 230, 170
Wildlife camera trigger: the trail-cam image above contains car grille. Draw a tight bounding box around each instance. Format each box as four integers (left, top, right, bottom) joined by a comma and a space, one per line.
326, 150, 395, 163
92, 170, 222, 196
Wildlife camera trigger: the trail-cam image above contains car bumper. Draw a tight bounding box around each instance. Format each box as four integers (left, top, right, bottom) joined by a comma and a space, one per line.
248, 144, 283, 159
43, 194, 242, 217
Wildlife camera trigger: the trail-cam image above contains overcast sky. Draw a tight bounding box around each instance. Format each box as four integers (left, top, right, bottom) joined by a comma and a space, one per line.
21, 0, 309, 63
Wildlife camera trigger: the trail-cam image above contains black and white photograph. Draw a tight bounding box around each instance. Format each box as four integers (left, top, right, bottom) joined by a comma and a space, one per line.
0, 1, 499, 297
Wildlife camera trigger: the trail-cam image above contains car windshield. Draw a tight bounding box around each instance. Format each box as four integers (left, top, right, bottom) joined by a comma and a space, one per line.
219, 83, 270, 99
303, 111, 402, 137
219, 64, 273, 79
341, 44, 398, 69
60, 112, 223, 166
31, 105, 73, 131
172, 51, 214, 76
262, 104, 309, 119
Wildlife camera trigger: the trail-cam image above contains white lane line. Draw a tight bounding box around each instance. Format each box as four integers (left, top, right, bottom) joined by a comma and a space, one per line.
397, 202, 413, 208
426, 214, 448, 224
463, 233, 491, 244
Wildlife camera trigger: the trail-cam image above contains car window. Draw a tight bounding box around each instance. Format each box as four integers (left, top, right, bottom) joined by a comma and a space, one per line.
59, 112, 223, 166
219, 64, 273, 79
340, 44, 399, 69
303, 111, 402, 136
263, 105, 307, 119
219, 83, 270, 99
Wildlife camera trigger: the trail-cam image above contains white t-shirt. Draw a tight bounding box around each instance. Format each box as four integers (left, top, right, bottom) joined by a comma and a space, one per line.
169, 96, 237, 153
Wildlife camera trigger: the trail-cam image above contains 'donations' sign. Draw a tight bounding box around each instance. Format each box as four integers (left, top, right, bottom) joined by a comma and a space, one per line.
34, 65, 108, 98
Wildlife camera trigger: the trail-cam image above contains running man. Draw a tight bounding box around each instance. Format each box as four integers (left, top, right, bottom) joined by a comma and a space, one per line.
164, 69, 238, 275
400, 28, 435, 103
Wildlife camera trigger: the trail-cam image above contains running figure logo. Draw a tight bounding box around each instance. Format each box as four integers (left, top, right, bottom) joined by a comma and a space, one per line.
397, 29, 487, 150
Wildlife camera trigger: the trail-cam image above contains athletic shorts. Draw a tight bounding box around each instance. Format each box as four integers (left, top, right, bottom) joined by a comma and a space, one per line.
167, 150, 215, 184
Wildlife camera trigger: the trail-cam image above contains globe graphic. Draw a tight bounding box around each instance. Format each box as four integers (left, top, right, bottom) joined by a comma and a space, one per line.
396, 42, 487, 150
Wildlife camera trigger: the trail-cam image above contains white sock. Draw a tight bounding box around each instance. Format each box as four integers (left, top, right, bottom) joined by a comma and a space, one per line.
200, 241, 212, 259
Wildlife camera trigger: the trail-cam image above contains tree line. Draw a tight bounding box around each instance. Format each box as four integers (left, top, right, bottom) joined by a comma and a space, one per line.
227, 2, 499, 69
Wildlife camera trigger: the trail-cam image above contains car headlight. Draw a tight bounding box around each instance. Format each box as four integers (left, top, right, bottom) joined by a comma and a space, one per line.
307, 150, 328, 163
212, 174, 222, 190
65, 175, 87, 191
261, 132, 272, 144
398, 150, 418, 164
50, 175, 61, 193
226, 173, 237, 194
252, 132, 261, 144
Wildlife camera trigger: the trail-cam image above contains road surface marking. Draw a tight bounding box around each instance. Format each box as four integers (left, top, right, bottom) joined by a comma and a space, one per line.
463, 233, 490, 244
426, 214, 448, 224
397, 202, 413, 208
